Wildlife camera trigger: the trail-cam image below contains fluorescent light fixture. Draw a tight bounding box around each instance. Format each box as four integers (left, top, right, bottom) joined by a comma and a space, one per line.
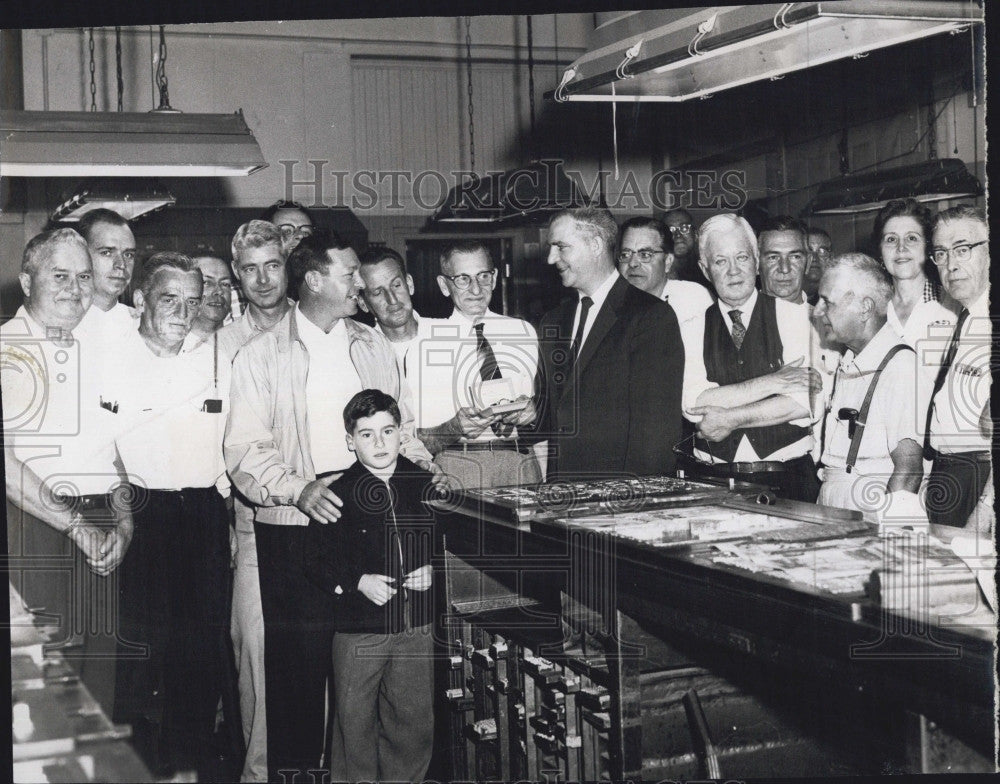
50, 179, 177, 223
0, 110, 267, 177
802, 158, 982, 216
546, 2, 983, 103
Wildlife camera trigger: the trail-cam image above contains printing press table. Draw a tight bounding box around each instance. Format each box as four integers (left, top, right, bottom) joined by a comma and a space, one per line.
430, 476, 996, 780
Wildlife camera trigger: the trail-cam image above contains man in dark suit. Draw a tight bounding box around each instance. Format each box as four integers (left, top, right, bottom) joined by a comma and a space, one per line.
535, 207, 685, 480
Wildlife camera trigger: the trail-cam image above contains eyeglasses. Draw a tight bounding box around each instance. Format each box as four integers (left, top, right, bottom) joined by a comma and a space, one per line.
617, 248, 665, 264
441, 269, 496, 290
931, 240, 987, 266
668, 224, 693, 235
277, 224, 314, 241
881, 233, 924, 249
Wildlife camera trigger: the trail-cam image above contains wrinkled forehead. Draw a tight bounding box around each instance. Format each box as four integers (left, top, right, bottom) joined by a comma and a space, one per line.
326, 246, 360, 273
193, 256, 232, 279
149, 267, 203, 295
704, 226, 756, 258
759, 229, 807, 253
362, 257, 407, 284
933, 217, 988, 246
621, 226, 665, 250
39, 242, 93, 273
443, 249, 492, 275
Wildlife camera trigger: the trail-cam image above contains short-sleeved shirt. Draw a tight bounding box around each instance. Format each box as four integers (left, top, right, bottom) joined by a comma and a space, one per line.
821, 322, 920, 476
929, 292, 991, 454
100, 329, 230, 492
660, 279, 713, 327
412, 308, 538, 442
1, 306, 121, 496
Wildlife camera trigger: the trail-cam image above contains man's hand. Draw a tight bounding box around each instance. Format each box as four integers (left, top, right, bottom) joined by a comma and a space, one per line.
66, 520, 109, 568
413, 458, 450, 491
296, 477, 344, 524
88, 516, 134, 577
402, 564, 432, 591
454, 406, 501, 439
766, 356, 822, 397
358, 574, 397, 605
687, 405, 736, 442
499, 395, 537, 427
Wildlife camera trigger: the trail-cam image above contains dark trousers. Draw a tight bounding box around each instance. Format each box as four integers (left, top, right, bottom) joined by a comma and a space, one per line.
113, 487, 233, 778
255, 522, 336, 782
927, 451, 992, 527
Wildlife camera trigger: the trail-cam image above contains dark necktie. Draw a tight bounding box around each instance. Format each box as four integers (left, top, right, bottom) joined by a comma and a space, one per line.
571, 296, 593, 361
924, 307, 969, 453
474, 322, 506, 437
473, 322, 501, 381
729, 309, 746, 350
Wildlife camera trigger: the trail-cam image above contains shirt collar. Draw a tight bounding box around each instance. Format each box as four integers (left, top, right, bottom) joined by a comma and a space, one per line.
717, 288, 758, 322
967, 290, 989, 317
19, 304, 83, 343
843, 321, 902, 372
581, 270, 620, 312
294, 302, 347, 348
923, 279, 939, 304
449, 307, 498, 332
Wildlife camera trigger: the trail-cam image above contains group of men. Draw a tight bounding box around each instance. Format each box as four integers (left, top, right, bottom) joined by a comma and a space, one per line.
2, 199, 991, 782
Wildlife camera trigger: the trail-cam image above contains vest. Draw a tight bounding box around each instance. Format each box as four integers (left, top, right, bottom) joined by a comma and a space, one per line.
696, 294, 810, 462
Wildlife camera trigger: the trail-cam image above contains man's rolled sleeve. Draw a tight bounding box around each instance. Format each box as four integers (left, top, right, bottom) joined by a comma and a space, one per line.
679, 314, 717, 418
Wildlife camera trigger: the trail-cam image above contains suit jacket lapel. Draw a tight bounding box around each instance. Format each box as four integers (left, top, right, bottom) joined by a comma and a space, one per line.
575, 276, 626, 374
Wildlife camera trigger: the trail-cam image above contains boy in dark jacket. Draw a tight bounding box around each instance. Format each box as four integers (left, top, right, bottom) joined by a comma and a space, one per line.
304, 388, 435, 783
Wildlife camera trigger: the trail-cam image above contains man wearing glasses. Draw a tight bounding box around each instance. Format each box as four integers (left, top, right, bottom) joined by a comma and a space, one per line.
664, 208, 702, 285
416, 239, 543, 488
617, 216, 712, 326
260, 200, 315, 256
925, 205, 992, 534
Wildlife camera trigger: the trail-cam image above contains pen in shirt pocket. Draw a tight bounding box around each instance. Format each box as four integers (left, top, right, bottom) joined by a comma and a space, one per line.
99, 396, 119, 414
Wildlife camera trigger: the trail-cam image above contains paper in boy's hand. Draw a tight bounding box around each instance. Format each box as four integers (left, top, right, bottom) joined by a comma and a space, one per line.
471, 377, 528, 415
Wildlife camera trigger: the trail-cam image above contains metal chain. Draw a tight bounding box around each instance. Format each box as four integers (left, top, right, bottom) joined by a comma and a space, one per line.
155, 25, 172, 110
115, 27, 124, 111
465, 16, 475, 173
88, 28, 96, 111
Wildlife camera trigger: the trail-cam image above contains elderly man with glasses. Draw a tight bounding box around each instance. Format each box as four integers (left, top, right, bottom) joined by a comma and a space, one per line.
617, 216, 712, 326
414, 239, 543, 488
924, 205, 993, 536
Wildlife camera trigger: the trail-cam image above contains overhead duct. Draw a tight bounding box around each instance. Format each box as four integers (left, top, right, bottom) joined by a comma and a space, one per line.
545, 2, 983, 103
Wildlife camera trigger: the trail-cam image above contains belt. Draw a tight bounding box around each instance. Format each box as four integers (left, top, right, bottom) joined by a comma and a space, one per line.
444, 439, 530, 455
702, 458, 807, 475
934, 450, 991, 464
56, 492, 114, 511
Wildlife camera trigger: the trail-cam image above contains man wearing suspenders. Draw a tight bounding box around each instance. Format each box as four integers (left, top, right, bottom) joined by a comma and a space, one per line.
814, 253, 924, 523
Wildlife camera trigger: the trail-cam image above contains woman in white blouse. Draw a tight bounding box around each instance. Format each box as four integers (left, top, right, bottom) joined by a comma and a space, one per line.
873, 198, 958, 350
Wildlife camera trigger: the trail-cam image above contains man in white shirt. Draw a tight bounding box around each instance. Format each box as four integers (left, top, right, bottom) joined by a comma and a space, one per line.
189, 254, 235, 345
815, 253, 923, 519
2, 228, 132, 714
926, 206, 993, 534
103, 252, 233, 779
216, 220, 291, 783
76, 208, 138, 338
758, 215, 842, 461
415, 240, 541, 489
683, 213, 822, 501
617, 216, 712, 326
224, 230, 434, 781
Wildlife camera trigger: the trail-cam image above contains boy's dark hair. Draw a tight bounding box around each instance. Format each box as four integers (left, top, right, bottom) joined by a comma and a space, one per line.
343, 389, 401, 433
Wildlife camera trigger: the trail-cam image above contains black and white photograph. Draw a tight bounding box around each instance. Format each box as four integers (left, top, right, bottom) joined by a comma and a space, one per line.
1, 1, 994, 782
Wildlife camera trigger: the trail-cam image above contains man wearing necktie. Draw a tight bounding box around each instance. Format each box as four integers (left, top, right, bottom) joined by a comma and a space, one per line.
682, 213, 823, 502
535, 207, 684, 480
925, 206, 993, 534
417, 239, 542, 489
